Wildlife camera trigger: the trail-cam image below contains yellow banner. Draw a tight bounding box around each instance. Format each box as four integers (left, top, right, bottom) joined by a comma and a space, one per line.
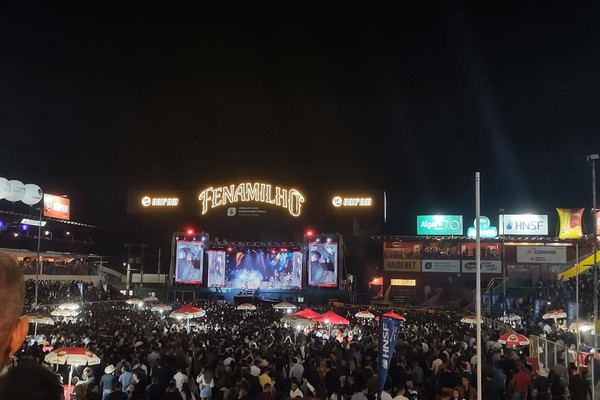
557, 208, 584, 239
383, 259, 421, 271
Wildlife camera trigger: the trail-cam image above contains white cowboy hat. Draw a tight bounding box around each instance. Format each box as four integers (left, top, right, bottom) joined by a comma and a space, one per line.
104, 365, 116, 374
538, 368, 549, 377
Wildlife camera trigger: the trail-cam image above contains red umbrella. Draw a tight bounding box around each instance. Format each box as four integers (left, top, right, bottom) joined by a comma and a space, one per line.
382, 311, 406, 321
498, 333, 530, 346
375, 312, 406, 321
313, 311, 349, 325
294, 308, 321, 319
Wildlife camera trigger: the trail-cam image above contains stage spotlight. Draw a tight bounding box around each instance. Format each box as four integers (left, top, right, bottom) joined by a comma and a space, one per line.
326, 238, 332, 243
227, 247, 233, 252
186, 228, 195, 236
201, 236, 206, 242
305, 230, 314, 238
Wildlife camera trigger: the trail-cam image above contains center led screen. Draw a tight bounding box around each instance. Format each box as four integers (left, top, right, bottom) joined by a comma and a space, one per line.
208, 249, 302, 289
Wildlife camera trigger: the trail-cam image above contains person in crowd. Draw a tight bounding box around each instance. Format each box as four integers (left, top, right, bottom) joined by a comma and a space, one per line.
119, 364, 134, 394
164, 381, 184, 400
510, 364, 531, 400
0, 362, 64, 400
548, 370, 566, 400
100, 364, 117, 400
173, 365, 188, 392
0, 253, 28, 372
255, 383, 274, 400
290, 378, 304, 398
107, 381, 128, 400
84, 382, 102, 400
533, 368, 550, 400
393, 386, 409, 400
129, 370, 147, 400
197, 368, 215, 400
454, 374, 477, 400
145, 376, 163, 400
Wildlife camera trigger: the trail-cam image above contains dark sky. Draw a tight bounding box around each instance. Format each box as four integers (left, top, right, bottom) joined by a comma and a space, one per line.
1, 3, 599, 252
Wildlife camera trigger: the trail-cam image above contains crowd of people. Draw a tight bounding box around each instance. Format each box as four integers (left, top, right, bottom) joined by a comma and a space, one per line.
0, 252, 598, 400
24, 279, 114, 306
21, 259, 98, 275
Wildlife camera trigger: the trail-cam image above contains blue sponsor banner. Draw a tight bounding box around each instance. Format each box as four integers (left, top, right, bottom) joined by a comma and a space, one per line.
567, 301, 576, 325
77, 282, 84, 296
378, 316, 402, 395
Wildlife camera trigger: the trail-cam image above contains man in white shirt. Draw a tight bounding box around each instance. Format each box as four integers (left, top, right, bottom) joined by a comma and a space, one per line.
289, 358, 304, 383
290, 380, 304, 398
173, 366, 188, 391
431, 356, 443, 375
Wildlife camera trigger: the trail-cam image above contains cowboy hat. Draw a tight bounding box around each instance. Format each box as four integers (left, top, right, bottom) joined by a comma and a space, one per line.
104, 365, 116, 374
259, 359, 269, 367
537, 368, 549, 377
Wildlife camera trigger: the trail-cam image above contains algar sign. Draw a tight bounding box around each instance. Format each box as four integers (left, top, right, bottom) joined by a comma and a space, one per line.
198, 183, 305, 217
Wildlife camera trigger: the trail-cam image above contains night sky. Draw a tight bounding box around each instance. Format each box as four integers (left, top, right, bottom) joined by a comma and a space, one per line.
1, 3, 599, 254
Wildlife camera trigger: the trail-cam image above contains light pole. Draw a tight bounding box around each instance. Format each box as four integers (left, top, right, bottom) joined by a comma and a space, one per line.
588, 153, 599, 400
34, 206, 43, 308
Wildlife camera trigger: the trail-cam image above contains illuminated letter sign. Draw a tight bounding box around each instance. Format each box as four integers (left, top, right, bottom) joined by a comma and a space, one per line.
141, 196, 179, 207
198, 183, 304, 217
331, 196, 373, 207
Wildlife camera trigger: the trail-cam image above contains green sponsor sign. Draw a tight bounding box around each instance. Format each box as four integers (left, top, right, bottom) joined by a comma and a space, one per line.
417, 215, 463, 235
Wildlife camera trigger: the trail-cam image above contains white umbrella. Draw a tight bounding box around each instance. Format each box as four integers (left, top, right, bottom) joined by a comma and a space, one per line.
126, 298, 144, 307
45, 347, 100, 396
237, 303, 257, 311
51, 309, 79, 317
58, 302, 80, 310
461, 316, 478, 324
543, 310, 567, 320
498, 314, 522, 323
23, 313, 54, 337
355, 311, 375, 319
150, 303, 172, 312
273, 302, 297, 310
143, 295, 159, 302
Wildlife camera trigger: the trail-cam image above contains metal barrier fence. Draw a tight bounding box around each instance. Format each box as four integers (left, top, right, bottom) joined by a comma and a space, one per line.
481, 316, 513, 333
529, 334, 587, 370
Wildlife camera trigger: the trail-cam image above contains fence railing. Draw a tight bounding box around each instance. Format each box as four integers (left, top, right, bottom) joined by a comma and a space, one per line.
529, 334, 588, 371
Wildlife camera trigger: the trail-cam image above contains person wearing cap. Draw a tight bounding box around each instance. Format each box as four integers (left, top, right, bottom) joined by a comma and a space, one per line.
258, 360, 274, 391
533, 368, 550, 400
100, 365, 117, 400
0, 253, 28, 376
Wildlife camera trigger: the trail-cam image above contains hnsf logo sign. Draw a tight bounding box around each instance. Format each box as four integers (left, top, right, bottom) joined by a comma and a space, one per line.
499, 214, 548, 235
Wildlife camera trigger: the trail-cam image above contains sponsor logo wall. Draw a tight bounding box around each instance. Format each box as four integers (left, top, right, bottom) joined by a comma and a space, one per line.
383, 259, 421, 272
499, 214, 548, 235
516, 246, 567, 264
417, 215, 463, 235
461, 260, 502, 273
43, 194, 71, 220
422, 259, 460, 273
557, 208, 584, 239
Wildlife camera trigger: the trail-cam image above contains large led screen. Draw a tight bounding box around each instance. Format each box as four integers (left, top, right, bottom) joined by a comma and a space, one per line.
207, 250, 226, 287
308, 241, 338, 287
210, 249, 302, 289
174, 241, 204, 284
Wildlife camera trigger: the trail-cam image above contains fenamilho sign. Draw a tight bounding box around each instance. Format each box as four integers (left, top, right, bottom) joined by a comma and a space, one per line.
198, 183, 305, 217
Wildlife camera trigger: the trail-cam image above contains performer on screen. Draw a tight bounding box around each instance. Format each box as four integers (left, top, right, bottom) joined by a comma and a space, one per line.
310, 247, 336, 284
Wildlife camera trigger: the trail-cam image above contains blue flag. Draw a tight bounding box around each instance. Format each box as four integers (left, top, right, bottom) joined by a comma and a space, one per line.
534, 299, 544, 320
378, 316, 402, 395
567, 301, 576, 325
